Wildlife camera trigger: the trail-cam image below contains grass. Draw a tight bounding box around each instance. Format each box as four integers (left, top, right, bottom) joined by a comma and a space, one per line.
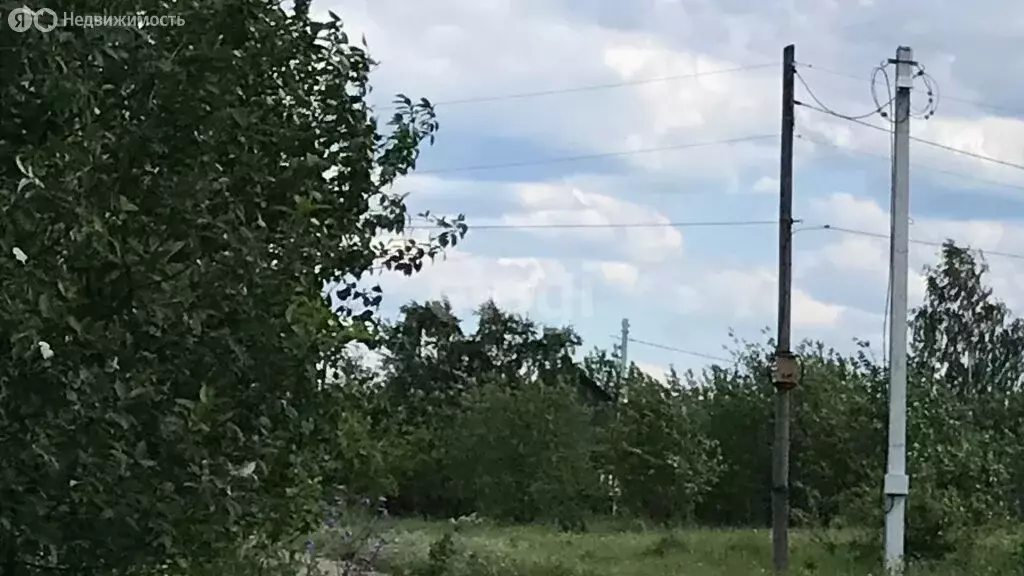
315, 518, 1024, 576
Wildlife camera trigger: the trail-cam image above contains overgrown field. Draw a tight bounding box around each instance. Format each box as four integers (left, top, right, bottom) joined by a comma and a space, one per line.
313, 519, 1024, 576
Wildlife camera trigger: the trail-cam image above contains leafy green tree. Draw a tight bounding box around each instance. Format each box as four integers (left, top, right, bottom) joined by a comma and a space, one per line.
911, 242, 1024, 401
787, 341, 885, 527
448, 377, 602, 526
606, 366, 722, 524
376, 300, 471, 516
690, 336, 773, 526
903, 242, 1023, 540
377, 300, 598, 518
0, 2, 461, 573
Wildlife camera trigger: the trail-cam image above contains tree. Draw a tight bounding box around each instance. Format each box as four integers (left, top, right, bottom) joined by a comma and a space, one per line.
605, 366, 722, 524
376, 299, 471, 516
0, 2, 461, 573
448, 377, 602, 526
911, 241, 1024, 400
906, 242, 1024, 527
377, 300, 600, 518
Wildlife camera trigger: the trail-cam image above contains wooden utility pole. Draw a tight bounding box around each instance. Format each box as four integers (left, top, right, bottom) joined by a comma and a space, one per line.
772, 43, 798, 576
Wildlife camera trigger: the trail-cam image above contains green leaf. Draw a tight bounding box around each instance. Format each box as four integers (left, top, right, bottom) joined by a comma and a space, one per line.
66, 315, 83, 335
38, 293, 52, 318
15, 155, 30, 177
118, 195, 139, 212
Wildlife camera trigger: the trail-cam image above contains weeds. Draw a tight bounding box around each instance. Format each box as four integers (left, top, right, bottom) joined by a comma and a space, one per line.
337, 519, 1024, 576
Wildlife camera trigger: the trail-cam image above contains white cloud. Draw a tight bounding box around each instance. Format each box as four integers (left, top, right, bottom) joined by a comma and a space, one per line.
326, 0, 1024, 200
675, 266, 848, 328
380, 248, 595, 325
324, 0, 782, 181
317, 0, 1024, 365
807, 192, 1024, 311
503, 180, 684, 263
596, 41, 780, 177
585, 260, 640, 291
636, 361, 670, 384
809, 191, 888, 233
798, 107, 1024, 197
753, 176, 778, 194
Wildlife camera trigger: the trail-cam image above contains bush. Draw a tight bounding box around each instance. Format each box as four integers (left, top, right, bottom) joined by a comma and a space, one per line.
446, 378, 602, 525
605, 370, 722, 524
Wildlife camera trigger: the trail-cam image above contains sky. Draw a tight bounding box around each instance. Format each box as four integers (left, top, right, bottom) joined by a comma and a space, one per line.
318, 0, 1024, 381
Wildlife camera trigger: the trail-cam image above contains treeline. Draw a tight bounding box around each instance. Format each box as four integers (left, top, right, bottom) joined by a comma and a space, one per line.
333, 242, 1024, 558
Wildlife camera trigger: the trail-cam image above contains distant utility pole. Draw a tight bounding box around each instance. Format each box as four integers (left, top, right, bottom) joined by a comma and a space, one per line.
772, 43, 798, 576
612, 317, 630, 518
619, 318, 630, 377
884, 45, 914, 575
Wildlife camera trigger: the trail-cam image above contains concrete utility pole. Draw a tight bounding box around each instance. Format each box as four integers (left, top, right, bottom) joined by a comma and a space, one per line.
772, 43, 798, 576
884, 45, 914, 575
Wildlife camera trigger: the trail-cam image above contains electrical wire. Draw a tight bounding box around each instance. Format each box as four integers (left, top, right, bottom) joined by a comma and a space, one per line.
796, 133, 1024, 193
911, 68, 940, 120
407, 216, 1024, 262
794, 59, 936, 127
794, 54, 934, 360
406, 219, 780, 231
795, 68, 891, 121
627, 337, 734, 363
415, 134, 777, 174
814, 224, 1024, 261
797, 102, 1024, 173
800, 222, 1024, 364
797, 62, 1018, 119
870, 62, 895, 123
379, 63, 778, 109
880, 61, 896, 367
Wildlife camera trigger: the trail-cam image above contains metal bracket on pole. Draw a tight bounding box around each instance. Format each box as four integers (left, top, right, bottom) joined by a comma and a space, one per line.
773, 351, 799, 391
888, 48, 917, 89
884, 473, 910, 497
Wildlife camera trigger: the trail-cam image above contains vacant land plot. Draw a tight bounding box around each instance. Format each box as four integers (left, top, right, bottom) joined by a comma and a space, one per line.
312, 519, 1024, 576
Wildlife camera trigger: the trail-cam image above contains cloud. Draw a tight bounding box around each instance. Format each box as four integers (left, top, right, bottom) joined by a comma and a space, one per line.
636, 361, 670, 384
798, 106, 1024, 197
318, 0, 1024, 369
807, 192, 1024, 310
380, 248, 595, 325
325, 0, 782, 181
810, 191, 888, 232
584, 260, 640, 291
329, 0, 1024, 199
674, 266, 848, 329
503, 180, 684, 263
391, 174, 686, 266
752, 176, 778, 194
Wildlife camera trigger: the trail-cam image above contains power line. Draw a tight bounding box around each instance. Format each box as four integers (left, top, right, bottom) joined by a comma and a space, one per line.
794, 68, 891, 121
416, 134, 777, 174
406, 218, 780, 231
382, 63, 778, 109
796, 133, 1024, 193
816, 224, 1024, 261
797, 102, 1024, 173
795, 61, 1020, 118
627, 337, 733, 363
